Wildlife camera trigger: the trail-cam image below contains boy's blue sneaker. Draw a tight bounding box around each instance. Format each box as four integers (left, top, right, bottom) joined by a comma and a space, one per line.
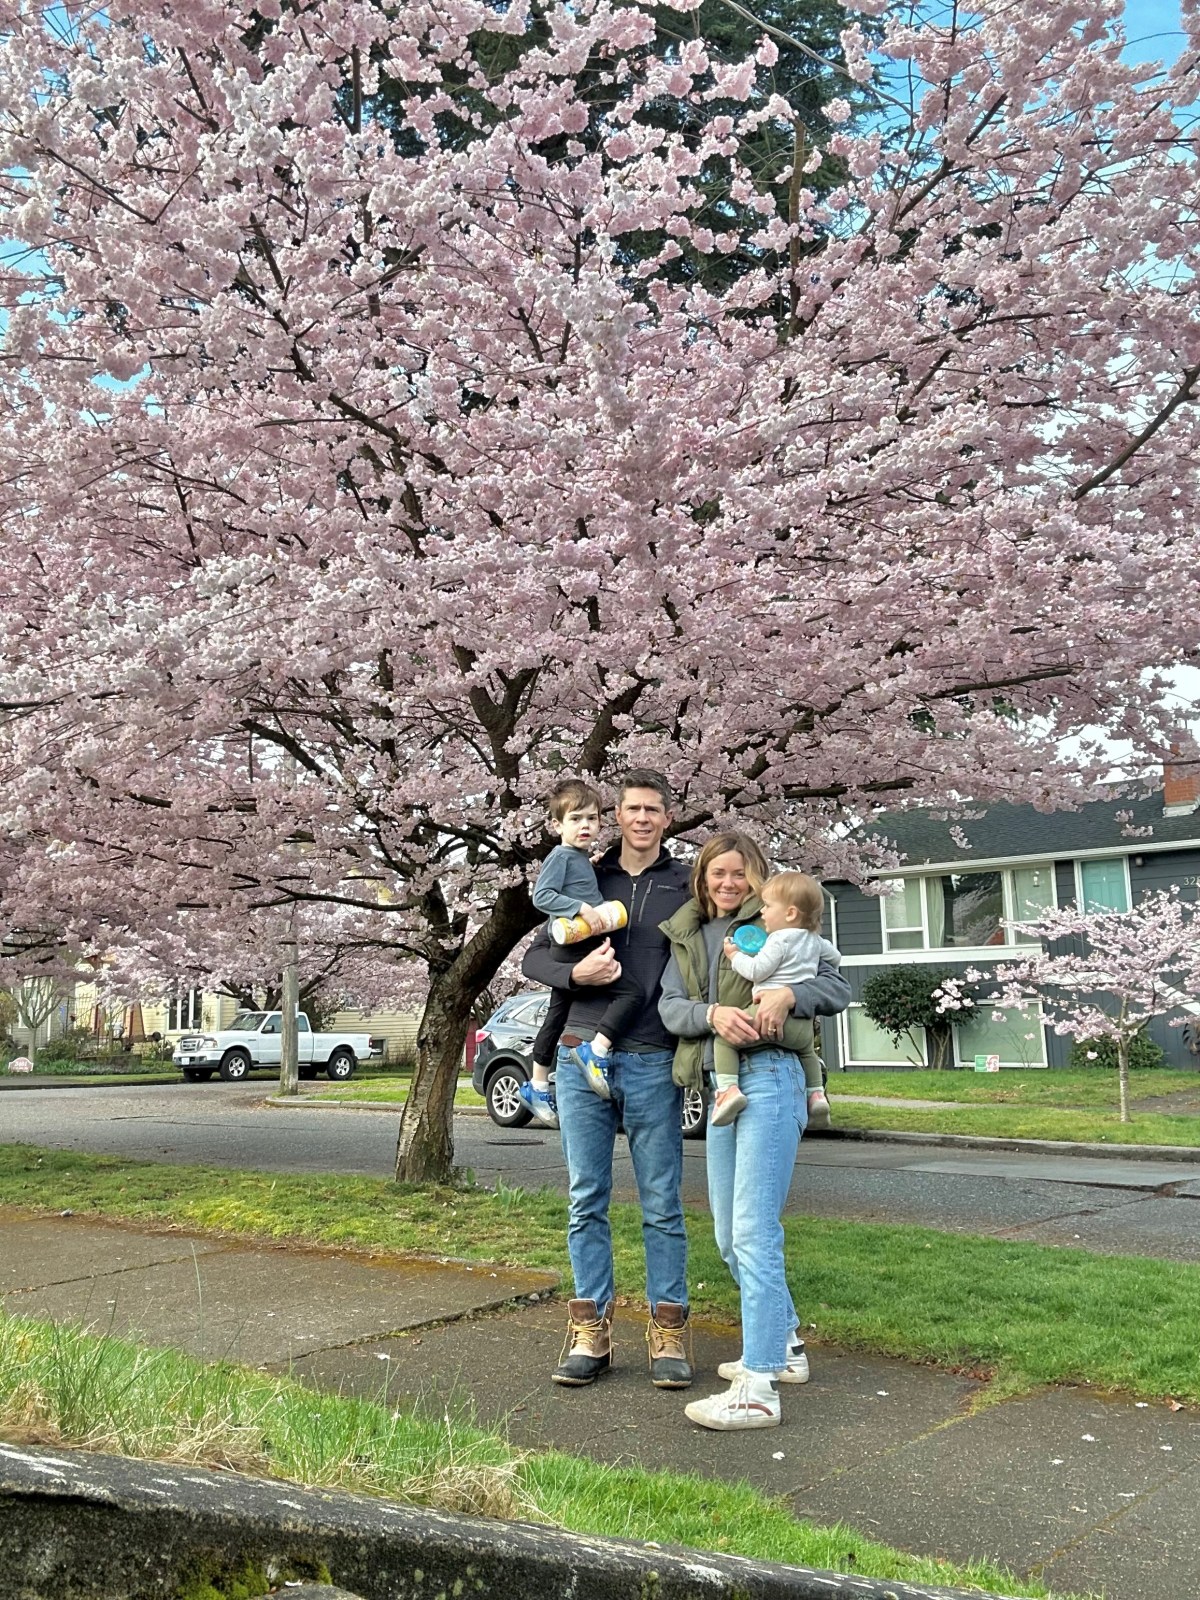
519, 1080, 559, 1129
568, 1041, 612, 1100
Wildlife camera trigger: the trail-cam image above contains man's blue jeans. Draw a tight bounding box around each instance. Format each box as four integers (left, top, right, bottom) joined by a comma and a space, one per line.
706, 1047, 807, 1373
556, 1045, 687, 1312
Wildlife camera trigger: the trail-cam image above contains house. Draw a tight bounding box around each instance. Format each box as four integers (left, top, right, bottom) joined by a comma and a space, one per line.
823, 769, 1200, 1072
11, 979, 420, 1065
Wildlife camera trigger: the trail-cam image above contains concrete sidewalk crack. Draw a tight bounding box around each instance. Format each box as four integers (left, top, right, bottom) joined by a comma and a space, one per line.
787, 1399, 984, 1494
1026, 1469, 1186, 1578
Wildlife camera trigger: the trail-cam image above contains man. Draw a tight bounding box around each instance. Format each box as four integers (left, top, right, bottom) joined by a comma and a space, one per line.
522, 770, 694, 1388
524, 770, 851, 1391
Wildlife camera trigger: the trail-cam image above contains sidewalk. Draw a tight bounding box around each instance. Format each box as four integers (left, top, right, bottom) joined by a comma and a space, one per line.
3, 1210, 1196, 1600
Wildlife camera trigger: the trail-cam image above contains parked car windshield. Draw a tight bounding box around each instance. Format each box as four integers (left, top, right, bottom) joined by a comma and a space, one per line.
228, 1012, 267, 1031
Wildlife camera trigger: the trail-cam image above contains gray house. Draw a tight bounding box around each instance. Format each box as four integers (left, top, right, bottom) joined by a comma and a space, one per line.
823, 770, 1200, 1072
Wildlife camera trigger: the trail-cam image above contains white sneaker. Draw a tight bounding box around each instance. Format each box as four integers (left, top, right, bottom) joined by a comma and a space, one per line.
718, 1337, 810, 1385
807, 1088, 832, 1131
685, 1374, 780, 1431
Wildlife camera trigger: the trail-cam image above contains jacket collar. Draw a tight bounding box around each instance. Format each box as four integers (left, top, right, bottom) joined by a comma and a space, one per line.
596, 841, 677, 875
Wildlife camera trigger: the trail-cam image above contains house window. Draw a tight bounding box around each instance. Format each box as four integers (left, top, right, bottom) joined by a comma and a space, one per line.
167, 989, 203, 1031
843, 1005, 925, 1066
953, 1003, 1046, 1067
1008, 865, 1055, 941
1077, 857, 1129, 913
880, 865, 1056, 951
881, 878, 925, 950
928, 872, 1004, 948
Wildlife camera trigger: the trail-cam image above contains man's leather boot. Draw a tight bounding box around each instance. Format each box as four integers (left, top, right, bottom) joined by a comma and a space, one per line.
552, 1298, 614, 1385
647, 1301, 693, 1387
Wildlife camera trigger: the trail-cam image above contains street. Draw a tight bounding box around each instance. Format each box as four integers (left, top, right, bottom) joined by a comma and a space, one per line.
3, 1078, 1200, 1262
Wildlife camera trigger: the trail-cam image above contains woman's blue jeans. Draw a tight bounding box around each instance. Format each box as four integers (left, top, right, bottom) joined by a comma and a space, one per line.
706, 1047, 807, 1373
556, 1045, 687, 1313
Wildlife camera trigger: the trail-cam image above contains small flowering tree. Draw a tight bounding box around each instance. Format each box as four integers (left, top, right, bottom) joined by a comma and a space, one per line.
937, 891, 1200, 1123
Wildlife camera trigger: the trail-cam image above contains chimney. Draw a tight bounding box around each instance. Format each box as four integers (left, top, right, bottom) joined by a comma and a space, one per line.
1163, 750, 1200, 816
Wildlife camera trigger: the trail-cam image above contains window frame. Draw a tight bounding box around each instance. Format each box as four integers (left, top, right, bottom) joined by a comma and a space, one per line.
878, 864, 1058, 953
951, 1000, 1048, 1069
839, 1004, 928, 1067
879, 877, 928, 952
167, 988, 203, 1032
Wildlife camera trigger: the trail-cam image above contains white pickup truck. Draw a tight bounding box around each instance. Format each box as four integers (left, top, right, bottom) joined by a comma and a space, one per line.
173, 1011, 384, 1083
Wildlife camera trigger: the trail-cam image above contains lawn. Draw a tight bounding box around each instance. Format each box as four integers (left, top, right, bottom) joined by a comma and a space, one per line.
836, 1068, 1200, 1108
834, 1100, 1200, 1147
2, 1144, 1197, 1404
0, 1309, 1068, 1598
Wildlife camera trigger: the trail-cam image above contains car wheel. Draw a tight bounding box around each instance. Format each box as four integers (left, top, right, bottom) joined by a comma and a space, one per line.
182, 1067, 214, 1082
681, 1085, 707, 1140
219, 1050, 251, 1082
326, 1048, 356, 1081
485, 1062, 534, 1128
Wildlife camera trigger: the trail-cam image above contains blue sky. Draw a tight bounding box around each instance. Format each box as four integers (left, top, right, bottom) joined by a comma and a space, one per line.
1122, 0, 1185, 65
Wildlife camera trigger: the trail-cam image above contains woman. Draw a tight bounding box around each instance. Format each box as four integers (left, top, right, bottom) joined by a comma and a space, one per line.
659, 832, 849, 1430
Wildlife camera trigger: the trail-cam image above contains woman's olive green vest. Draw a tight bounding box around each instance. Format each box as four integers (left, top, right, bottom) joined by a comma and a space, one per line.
659, 894, 817, 1090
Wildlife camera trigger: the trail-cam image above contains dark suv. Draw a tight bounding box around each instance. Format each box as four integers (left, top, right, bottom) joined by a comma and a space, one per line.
472, 991, 707, 1138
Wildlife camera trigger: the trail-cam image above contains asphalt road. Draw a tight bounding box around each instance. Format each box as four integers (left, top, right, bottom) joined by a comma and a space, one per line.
4, 1078, 1200, 1262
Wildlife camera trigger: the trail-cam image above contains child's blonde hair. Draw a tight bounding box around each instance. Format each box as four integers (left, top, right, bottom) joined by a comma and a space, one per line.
762, 871, 824, 932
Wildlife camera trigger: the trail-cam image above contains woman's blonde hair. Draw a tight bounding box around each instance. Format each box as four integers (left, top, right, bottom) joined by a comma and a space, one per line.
692, 832, 771, 921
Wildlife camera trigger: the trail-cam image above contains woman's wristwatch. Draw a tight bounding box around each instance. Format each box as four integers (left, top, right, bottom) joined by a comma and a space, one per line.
706, 1004, 718, 1031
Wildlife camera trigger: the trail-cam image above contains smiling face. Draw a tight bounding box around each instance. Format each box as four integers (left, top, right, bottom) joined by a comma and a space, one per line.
614, 786, 671, 859
704, 850, 751, 918
555, 802, 601, 851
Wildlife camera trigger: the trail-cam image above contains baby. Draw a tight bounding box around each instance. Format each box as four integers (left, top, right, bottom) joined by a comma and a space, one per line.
716, 870, 840, 1128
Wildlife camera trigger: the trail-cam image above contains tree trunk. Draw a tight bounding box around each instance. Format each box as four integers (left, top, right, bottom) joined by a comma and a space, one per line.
394, 884, 540, 1184
928, 1022, 953, 1070
1117, 1035, 1131, 1123
279, 929, 299, 1097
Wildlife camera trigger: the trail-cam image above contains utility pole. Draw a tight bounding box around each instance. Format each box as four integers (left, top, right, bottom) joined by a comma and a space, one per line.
279, 906, 299, 1097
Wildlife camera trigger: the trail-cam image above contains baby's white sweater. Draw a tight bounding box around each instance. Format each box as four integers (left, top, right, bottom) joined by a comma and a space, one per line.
730, 928, 842, 997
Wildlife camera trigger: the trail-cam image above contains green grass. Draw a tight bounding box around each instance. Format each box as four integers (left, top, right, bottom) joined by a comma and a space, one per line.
838, 1068, 1200, 1108
836, 1100, 1200, 1147
5, 1057, 175, 1080
2, 1145, 1198, 1404
0, 1308, 1075, 1596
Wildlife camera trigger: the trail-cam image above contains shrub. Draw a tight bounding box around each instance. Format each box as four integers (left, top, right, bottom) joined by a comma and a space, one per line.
37, 1027, 98, 1063
860, 967, 960, 1069
1068, 1032, 1165, 1072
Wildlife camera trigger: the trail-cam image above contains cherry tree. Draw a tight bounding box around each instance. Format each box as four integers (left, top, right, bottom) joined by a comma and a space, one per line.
937, 890, 1200, 1123
2, 0, 1200, 1179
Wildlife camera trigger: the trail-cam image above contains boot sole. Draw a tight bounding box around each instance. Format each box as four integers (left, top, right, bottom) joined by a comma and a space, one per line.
551, 1359, 612, 1386
650, 1374, 693, 1388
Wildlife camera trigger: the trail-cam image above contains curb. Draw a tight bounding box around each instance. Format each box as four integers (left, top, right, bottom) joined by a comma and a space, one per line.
264, 1094, 489, 1115
0, 1074, 178, 1091
267, 1093, 1200, 1161
0, 1442, 1024, 1600
824, 1125, 1200, 1165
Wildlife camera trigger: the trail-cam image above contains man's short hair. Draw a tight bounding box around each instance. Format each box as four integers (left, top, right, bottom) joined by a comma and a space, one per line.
547, 778, 603, 823
617, 769, 673, 810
